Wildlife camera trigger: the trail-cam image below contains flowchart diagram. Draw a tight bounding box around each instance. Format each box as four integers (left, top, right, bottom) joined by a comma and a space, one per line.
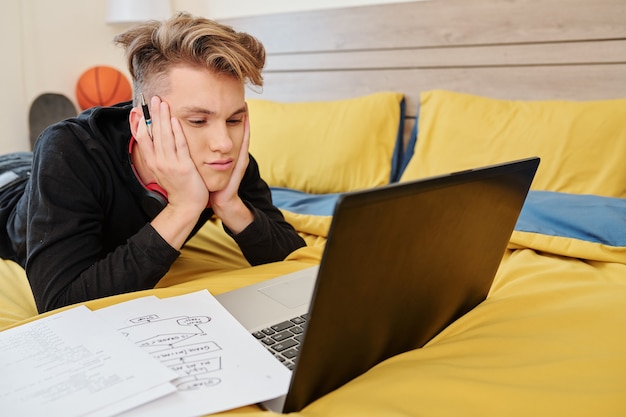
119, 313, 223, 390
94, 291, 292, 417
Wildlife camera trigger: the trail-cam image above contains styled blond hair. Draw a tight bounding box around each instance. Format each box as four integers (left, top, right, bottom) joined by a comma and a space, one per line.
114, 13, 266, 102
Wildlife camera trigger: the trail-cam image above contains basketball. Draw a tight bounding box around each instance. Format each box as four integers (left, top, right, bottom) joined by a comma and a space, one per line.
75, 66, 133, 110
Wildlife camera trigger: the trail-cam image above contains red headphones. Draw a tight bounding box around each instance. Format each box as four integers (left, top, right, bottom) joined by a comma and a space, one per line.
128, 137, 168, 211
144, 181, 168, 201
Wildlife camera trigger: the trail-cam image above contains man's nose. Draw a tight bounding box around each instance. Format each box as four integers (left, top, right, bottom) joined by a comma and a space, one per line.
208, 126, 233, 152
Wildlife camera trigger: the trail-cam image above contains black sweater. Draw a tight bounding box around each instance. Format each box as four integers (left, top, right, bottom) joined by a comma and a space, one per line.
6, 103, 305, 312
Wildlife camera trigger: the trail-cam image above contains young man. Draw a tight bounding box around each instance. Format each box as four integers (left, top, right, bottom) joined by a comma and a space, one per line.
0, 13, 306, 313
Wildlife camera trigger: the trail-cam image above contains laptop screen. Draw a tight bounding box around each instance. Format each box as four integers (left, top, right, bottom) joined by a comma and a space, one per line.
282, 157, 539, 412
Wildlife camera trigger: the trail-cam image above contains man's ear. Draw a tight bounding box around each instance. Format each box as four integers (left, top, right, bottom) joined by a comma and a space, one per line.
129, 106, 143, 137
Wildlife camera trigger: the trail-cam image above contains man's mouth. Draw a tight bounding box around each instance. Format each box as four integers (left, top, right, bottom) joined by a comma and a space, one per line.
207, 159, 233, 171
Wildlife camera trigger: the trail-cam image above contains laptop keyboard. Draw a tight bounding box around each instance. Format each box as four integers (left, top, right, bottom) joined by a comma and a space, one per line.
252, 314, 308, 370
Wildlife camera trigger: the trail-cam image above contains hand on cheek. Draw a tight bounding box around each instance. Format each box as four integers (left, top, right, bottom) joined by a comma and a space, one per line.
138, 96, 210, 250
210, 108, 254, 234
137, 96, 209, 213
210, 109, 250, 209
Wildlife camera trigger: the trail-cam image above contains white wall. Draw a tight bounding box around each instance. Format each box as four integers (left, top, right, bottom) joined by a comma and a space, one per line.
2, 0, 29, 153
187, 0, 421, 20
0, 0, 423, 153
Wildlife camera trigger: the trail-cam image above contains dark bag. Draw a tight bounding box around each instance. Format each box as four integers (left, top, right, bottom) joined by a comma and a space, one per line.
0, 152, 32, 263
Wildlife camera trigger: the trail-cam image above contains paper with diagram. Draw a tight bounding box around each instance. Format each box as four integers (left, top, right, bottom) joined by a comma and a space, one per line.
95, 290, 291, 417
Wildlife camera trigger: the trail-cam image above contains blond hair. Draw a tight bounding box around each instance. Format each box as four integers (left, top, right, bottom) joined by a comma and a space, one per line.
114, 13, 265, 102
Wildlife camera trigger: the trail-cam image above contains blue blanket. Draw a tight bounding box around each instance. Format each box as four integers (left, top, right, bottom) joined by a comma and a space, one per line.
271, 187, 626, 247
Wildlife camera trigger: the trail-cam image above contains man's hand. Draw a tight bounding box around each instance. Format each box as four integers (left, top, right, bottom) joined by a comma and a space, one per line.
135, 96, 209, 249
209, 105, 254, 234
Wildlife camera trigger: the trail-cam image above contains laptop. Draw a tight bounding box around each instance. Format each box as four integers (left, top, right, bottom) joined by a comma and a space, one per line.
216, 157, 539, 413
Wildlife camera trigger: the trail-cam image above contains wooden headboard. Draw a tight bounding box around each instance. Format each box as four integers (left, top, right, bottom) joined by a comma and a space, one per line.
221, 0, 626, 130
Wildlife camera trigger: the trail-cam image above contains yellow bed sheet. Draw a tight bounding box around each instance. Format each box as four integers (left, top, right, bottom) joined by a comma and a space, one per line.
2, 214, 626, 416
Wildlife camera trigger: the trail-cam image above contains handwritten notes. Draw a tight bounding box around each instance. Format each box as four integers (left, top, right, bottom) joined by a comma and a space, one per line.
0, 291, 288, 416
0, 305, 176, 417
96, 290, 291, 417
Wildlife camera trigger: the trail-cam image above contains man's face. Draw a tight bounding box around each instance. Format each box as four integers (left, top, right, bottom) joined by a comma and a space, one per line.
160, 65, 247, 192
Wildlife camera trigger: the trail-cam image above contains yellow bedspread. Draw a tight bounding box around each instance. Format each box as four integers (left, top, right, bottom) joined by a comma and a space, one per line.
2, 215, 625, 417
2, 89, 625, 415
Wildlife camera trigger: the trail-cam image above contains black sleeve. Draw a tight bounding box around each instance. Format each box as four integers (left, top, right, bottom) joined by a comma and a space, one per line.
25, 125, 180, 313
223, 155, 306, 265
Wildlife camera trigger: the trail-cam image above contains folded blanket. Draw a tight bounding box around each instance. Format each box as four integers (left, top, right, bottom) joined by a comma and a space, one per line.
271, 187, 626, 263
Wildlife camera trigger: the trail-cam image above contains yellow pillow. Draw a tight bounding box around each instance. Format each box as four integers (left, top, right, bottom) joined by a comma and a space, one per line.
247, 92, 404, 194
400, 90, 626, 198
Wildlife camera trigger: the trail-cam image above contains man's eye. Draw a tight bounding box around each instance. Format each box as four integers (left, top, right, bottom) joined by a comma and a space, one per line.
227, 118, 243, 126
189, 119, 206, 126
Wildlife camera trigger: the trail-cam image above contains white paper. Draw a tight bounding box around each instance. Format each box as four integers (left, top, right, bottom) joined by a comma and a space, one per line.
96, 290, 291, 417
88, 382, 175, 417
0, 305, 177, 417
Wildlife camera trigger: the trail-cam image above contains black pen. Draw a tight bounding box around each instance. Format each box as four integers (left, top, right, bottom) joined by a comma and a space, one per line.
140, 93, 153, 138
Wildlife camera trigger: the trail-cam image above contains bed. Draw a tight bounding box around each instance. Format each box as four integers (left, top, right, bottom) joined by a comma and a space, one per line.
2, 0, 626, 415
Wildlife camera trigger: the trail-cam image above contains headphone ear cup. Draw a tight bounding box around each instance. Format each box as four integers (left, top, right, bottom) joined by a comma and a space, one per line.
141, 183, 168, 217
127, 138, 169, 217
